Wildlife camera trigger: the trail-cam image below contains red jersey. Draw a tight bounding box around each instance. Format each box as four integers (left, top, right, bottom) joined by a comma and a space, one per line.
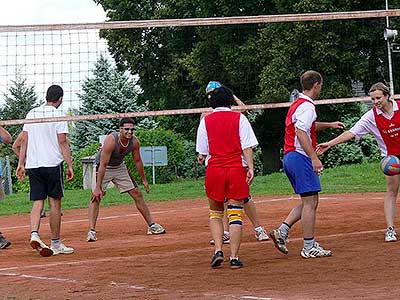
373, 100, 400, 155
204, 111, 243, 167
284, 97, 317, 155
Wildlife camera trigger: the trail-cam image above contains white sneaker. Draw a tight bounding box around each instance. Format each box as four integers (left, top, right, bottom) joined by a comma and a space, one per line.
51, 242, 74, 255
385, 227, 397, 242
30, 236, 53, 257
255, 226, 269, 241
147, 223, 166, 235
301, 242, 332, 259
269, 229, 288, 254
86, 230, 97, 242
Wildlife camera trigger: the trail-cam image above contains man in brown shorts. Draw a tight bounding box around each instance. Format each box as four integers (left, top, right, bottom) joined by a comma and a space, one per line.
87, 117, 166, 241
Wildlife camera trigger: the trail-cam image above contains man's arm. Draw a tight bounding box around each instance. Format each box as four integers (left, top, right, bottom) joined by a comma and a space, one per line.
315, 121, 345, 131
296, 128, 323, 175
242, 147, 254, 185
131, 137, 150, 193
0, 127, 12, 145
12, 132, 23, 158
57, 133, 74, 182
92, 134, 114, 201
16, 131, 28, 180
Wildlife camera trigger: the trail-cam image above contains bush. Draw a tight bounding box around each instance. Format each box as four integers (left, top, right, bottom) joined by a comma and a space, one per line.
125, 128, 186, 184
65, 143, 99, 190
320, 104, 380, 168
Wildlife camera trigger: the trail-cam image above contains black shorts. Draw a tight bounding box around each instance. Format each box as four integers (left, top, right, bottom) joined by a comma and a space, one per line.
27, 164, 64, 201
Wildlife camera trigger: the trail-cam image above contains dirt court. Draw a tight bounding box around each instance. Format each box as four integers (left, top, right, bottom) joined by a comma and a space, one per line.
0, 192, 399, 300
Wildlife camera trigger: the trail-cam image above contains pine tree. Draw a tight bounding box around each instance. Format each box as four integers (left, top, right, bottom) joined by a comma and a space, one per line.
0, 74, 40, 177
71, 55, 156, 150
1, 74, 40, 139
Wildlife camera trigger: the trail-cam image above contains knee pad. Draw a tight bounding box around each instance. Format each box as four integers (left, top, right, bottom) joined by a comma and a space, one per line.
209, 210, 224, 220
227, 205, 243, 226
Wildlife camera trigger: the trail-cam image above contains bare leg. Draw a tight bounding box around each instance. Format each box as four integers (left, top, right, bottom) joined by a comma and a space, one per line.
244, 200, 260, 228
283, 202, 303, 227
128, 188, 153, 225
31, 200, 45, 232
301, 194, 318, 239
385, 175, 400, 228
88, 199, 101, 230
48, 197, 62, 240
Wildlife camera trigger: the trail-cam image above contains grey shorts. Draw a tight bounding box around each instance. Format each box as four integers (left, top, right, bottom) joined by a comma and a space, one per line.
96, 163, 138, 193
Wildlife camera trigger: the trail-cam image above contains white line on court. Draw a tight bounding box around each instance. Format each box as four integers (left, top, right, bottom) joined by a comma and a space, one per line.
110, 281, 273, 300
0, 227, 386, 273
0, 194, 373, 232
0, 272, 77, 282
0, 197, 292, 231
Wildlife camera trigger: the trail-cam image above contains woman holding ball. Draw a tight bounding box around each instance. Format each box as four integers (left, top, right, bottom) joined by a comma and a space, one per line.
317, 82, 400, 242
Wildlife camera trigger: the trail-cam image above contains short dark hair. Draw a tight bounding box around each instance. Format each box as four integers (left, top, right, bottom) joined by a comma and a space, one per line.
46, 85, 63, 103
119, 117, 136, 127
369, 82, 390, 96
208, 86, 234, 109
300, 70, 322, 91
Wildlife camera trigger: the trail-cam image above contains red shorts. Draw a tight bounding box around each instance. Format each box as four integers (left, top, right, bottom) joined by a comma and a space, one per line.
205, 167, 250, 202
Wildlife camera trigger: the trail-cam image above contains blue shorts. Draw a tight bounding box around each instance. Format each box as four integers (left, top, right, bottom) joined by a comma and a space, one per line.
283, 151, 321, 195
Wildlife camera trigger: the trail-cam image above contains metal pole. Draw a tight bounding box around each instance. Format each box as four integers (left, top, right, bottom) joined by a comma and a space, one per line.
386, 0, 395, 94
5, 156, 12, 194
152, 146, 156, 185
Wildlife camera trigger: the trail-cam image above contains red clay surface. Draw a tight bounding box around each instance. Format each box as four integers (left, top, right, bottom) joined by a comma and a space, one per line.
0, 192, 398, 300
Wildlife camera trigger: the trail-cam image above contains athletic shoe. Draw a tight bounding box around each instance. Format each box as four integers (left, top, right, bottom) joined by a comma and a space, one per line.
147, 223, 166, 235
300, 242, 332, 259
229, 258, 243, 269
255, 226, 269, 241
210, 232, 230, 245
210, 250, 224, 268
50, 242, 74, 255
385, 227, 397, 242
40, 209, 46, 218
30, 236, 53, 257
269, 229, 288, 254
0, 234, 11, 249
86, 230, 97, 242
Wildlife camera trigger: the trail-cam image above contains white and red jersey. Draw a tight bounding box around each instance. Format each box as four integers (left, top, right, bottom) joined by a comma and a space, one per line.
196, 107, 258, 167
350, 99, 400, 156
284, 93, 317, 156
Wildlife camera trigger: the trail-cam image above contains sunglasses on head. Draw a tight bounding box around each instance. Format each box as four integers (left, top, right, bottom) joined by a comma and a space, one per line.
121, 127, 135, 132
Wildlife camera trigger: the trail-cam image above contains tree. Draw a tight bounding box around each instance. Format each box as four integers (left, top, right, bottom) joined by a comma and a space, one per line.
94, 0, 400, 172
1, 74, 40, 139
70, 55, 157, 150
0, 74, 40, 189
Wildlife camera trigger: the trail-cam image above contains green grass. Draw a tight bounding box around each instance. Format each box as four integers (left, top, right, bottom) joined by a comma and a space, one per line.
0, 161, 386, 216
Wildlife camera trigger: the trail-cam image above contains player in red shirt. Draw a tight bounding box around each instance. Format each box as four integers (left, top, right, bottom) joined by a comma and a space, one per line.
196, 86, 257, 269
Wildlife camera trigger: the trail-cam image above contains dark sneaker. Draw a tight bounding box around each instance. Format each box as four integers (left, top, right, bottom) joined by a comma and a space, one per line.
210, 250, 224, 268
230, 258, 243, 269
0, 234, 11, 249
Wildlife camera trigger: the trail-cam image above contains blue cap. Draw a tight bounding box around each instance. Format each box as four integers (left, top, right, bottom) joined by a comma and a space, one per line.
205, 81, 222, 94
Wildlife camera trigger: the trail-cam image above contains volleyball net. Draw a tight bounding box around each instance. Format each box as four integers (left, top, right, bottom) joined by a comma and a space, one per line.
0, 9, 399, 127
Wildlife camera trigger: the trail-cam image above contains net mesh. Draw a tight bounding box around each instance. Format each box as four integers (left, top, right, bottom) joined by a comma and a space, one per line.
0, 9, 398, 124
